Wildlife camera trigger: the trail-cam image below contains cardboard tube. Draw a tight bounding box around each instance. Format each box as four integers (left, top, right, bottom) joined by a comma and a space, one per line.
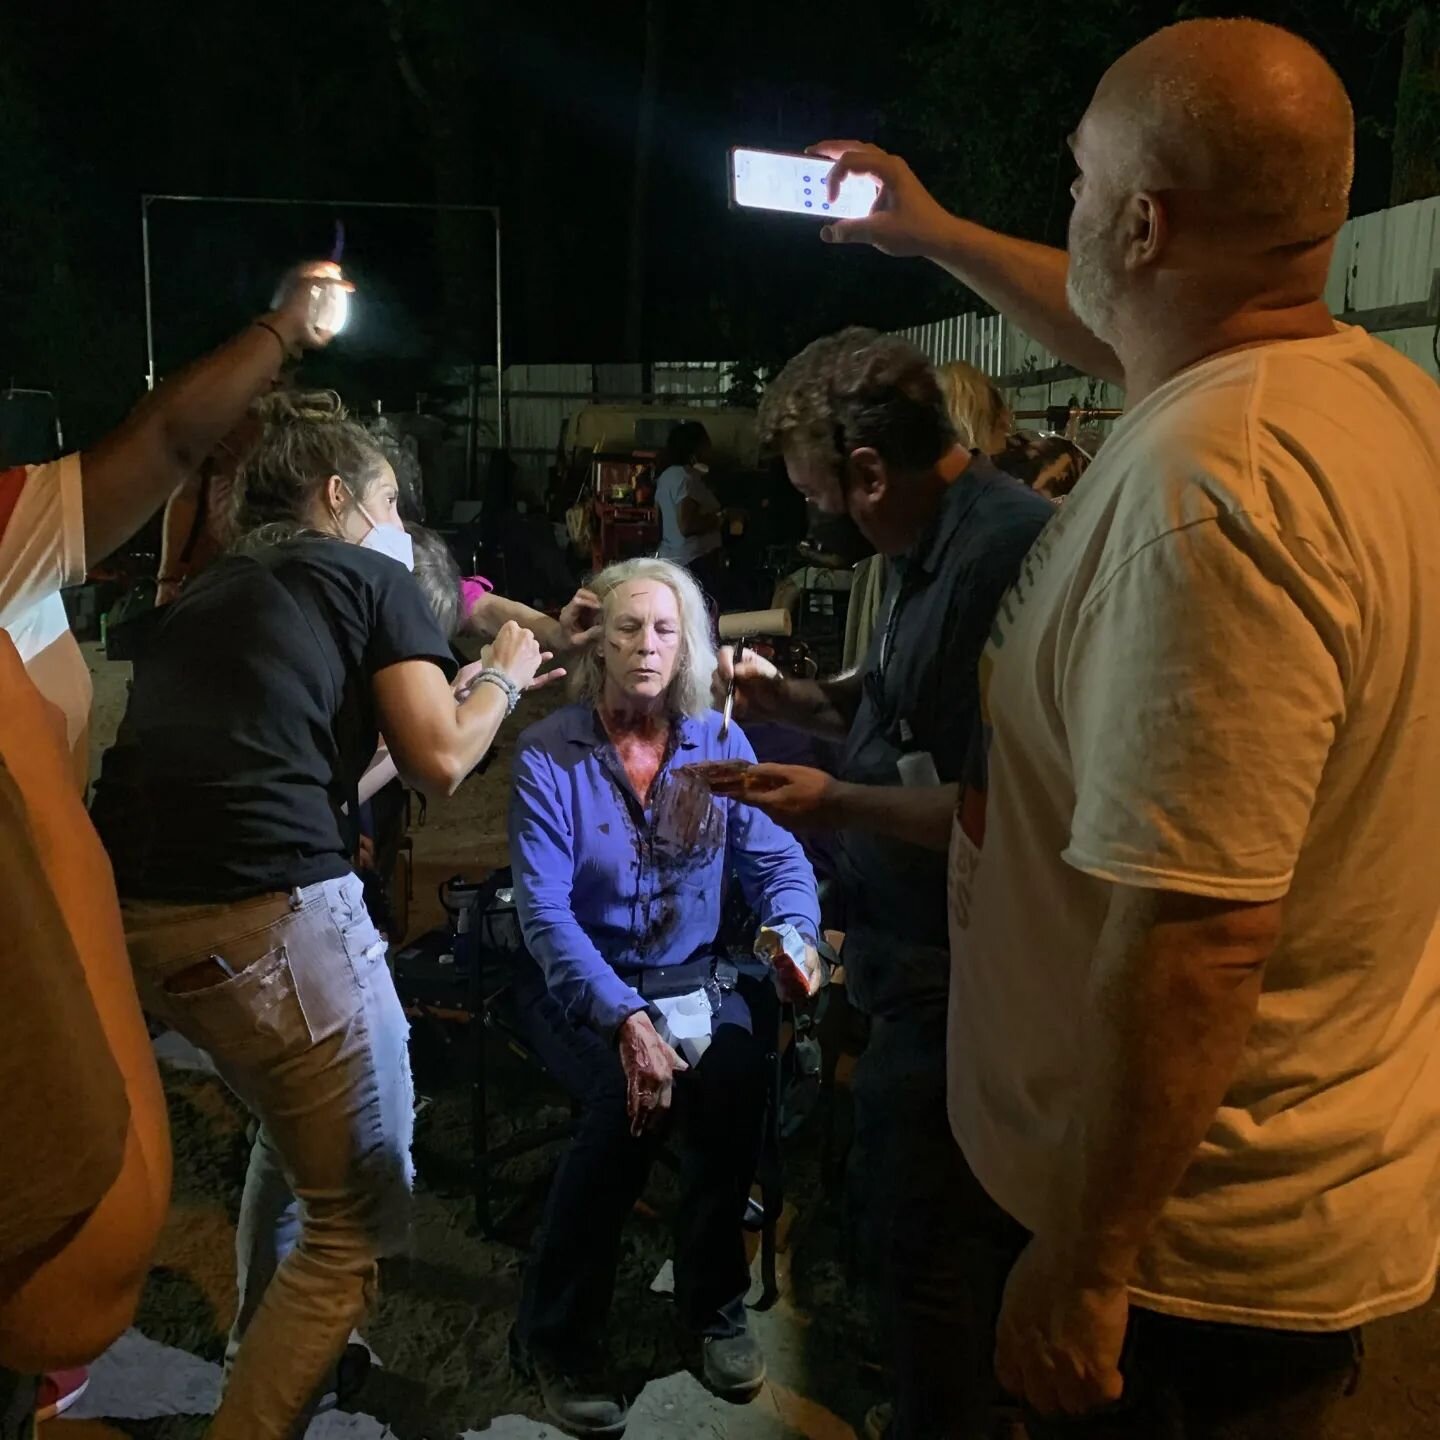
718, 608, 791, 640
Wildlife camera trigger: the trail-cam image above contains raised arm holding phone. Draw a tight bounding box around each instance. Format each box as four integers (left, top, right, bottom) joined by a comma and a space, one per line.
810, 144, 1123, 386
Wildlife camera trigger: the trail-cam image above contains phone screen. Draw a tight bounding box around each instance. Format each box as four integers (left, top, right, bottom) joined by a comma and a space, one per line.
729, 147, 879, 220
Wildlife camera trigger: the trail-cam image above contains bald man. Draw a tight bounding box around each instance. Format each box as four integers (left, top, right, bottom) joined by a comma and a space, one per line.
813, 19, 1440, 1440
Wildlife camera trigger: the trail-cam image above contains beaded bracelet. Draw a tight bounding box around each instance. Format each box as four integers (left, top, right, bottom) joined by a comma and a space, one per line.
473, 668, 521, 715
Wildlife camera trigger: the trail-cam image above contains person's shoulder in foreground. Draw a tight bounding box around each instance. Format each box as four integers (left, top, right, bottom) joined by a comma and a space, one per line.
1072, 325, 1439, 558
186, 533, 456, 675
961, 452, 1055, 539
0, 754, 130, 1274
252, 533, 417, 586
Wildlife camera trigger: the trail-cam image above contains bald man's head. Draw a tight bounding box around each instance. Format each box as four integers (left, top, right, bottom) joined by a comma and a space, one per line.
1093, 19, 1353, 237
1065, 19, 1353, 350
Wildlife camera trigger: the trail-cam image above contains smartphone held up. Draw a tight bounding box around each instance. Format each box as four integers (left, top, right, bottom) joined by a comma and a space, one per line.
728, 147, 879, 221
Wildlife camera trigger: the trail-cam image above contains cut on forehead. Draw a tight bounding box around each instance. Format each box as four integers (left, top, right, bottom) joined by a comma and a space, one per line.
608, 580, 679, 614
1090, 18, 1353, 235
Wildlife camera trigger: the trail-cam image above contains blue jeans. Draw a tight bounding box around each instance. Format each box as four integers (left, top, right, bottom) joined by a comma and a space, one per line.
124, 874, 414, 1440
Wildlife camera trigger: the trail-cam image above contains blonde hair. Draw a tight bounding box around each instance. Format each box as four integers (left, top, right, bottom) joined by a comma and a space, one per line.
569, 557, 717, 719
937, 361, 1011, 455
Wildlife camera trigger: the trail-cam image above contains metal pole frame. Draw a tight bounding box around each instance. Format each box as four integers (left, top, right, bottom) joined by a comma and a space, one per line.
139, 193, 505, 447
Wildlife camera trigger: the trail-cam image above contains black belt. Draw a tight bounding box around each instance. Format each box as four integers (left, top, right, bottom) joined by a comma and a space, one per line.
615, 953, 748, 1002
617, 955, 715, 1001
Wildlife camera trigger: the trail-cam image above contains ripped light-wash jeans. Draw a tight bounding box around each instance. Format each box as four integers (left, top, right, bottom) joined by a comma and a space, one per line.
123, 874, 413, 1440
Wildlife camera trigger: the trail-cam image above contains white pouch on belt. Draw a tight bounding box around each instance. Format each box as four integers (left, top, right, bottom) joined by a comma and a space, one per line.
652, 988, 714, 1066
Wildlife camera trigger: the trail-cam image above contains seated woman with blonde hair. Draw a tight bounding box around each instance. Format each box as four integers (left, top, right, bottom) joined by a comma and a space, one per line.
506, 555, 820, 1435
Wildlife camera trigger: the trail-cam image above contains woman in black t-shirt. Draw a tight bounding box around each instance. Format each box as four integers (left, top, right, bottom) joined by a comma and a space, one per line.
91, 392, 550, 1440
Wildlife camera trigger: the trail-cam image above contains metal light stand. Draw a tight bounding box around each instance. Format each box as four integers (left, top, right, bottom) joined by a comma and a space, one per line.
139, 194, 506, 448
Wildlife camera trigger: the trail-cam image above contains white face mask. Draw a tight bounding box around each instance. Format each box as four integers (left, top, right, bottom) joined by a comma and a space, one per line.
351, 496, 415, 571
361, 523, 415, 571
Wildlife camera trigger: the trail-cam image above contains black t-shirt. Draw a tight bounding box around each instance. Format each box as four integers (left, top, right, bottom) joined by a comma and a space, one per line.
91, 538, 455, 902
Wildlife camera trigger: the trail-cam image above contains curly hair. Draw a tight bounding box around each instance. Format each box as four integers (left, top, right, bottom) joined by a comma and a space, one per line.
230, 390, 392, 542
757, 327, 956, 474
569, 557, 717, 719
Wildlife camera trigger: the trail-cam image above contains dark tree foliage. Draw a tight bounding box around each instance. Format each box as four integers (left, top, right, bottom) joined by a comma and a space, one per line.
0, 1, 1429, 448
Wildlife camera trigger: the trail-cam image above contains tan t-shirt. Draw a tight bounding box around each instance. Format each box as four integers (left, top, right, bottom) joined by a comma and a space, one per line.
948, 325, 1440, 1330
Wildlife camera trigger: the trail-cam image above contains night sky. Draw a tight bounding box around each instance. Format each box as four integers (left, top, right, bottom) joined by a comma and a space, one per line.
0, 0, 1408, 445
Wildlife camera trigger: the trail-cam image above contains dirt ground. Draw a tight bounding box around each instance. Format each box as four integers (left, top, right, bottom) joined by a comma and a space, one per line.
60, 647, 1440, 1439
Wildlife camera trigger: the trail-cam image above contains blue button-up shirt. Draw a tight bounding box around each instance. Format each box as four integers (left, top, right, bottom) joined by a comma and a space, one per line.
509, 703, 821, 1036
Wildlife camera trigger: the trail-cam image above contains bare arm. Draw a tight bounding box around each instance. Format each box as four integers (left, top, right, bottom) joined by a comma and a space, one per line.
924, 221, 1121, 385
814, 143, 1123, 385
828, 780, 957, 852
776, 675, 860, 740
462, 586, 601, 657
713, 765, 956, 852
714, 645, 863, 741
994, 884, 1279, 1414
372, 622, 547, 800
156, 472, 205, 602
677, 495, 724, 538
372, 662, 511, 800
1068, 885, 1277, 1276
463, 593, 564, 654
79, 263, 348, 564
357, 743, 400, 807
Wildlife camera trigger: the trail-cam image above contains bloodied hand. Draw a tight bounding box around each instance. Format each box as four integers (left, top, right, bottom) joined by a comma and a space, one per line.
616, 1010, 688, 1135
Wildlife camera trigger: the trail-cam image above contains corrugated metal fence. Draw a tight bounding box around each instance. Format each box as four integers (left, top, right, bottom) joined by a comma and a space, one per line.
434, 196, 1436, 503
456, 361, 741, 496
900, 194, 1440, 421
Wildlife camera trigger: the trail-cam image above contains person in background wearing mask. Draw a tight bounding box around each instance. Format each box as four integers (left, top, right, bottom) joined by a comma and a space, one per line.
813, 16, 1440, 1436
712, 329, 1050, 1440
655, 420, 727, 599
89, 392, 556, 1440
